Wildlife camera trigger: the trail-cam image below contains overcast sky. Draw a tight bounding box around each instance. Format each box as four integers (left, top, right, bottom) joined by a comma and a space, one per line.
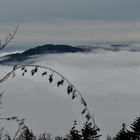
1, 0, 140, 47
1, 1, 140, 139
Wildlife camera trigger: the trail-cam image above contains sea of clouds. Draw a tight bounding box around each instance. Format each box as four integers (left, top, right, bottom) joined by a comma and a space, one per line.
0, 50, 140, 139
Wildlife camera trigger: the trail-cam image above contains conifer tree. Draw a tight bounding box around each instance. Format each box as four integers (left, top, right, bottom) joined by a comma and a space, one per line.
114, 123, 131, 140
106, 135, 112, 140
81, 122, 100, 140
68, 121, 81, 140
130, 116, 140, 140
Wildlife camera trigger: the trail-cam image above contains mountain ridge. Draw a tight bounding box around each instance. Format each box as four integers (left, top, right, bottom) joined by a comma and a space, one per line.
0, 44, 90, 65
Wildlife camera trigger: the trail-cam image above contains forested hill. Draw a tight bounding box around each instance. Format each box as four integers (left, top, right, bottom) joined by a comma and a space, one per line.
0, 44, 90, 65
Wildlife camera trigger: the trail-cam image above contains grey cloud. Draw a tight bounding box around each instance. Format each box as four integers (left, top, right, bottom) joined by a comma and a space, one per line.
0, 0, 140, 23
1, 0, 140, 46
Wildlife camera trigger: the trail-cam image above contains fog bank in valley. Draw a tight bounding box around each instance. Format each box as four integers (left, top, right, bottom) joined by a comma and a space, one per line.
0, 51, 140, 139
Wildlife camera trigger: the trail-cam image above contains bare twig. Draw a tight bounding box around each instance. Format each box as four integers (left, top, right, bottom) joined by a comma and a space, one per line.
0, 25, 19, 51
0, 64, 98, 129
12, 119, 25, 140
0, 116, 20, 140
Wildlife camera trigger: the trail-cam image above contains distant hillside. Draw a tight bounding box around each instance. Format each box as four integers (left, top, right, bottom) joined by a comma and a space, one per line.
0, 44, 90, 65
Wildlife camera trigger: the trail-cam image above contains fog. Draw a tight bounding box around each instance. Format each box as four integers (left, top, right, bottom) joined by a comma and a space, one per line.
0, 51, 140, 139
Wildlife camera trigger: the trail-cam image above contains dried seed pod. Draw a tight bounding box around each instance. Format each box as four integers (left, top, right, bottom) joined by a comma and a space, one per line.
81, 97, 87, 107
67, 85, 73, 94
49, 74, 53, 83
72, 92, 77, 100
34, 67, 38, 73
81, 108, 87, 114
24, 69, 27, 73
42, 71, 47, 76
85, 113, 91, 121
21, 67, 25, 70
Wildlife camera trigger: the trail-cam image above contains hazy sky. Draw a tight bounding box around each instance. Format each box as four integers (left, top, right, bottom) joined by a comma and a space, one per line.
0, 0, 140, 47
1, 1, 140, 139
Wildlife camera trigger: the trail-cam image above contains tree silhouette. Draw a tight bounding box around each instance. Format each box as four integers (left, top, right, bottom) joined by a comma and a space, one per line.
67, 120, 81, 140
81, 121, 101, 140
114, 116, 140, 140
114, 123, 131, 140
130, 116, 140, 140
106, 135, 112, 140
16, 125, 34, 140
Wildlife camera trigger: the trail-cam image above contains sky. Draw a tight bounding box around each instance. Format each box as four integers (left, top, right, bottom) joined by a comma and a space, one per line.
1, 1, 140, 139
0, 0, 140, 47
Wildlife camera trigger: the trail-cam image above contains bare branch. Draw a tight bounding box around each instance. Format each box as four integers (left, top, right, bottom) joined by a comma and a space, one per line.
0, 25, 19, 51
0, 64, 98, 129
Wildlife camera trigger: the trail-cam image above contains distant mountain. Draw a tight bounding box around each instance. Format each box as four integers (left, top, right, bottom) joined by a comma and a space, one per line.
0, 44, 90, 65
1, 42, 139, 65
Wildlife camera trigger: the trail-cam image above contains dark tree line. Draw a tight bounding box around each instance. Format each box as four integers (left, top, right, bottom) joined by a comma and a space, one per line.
113, 115, 140, 140
0, 120, 100, 140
